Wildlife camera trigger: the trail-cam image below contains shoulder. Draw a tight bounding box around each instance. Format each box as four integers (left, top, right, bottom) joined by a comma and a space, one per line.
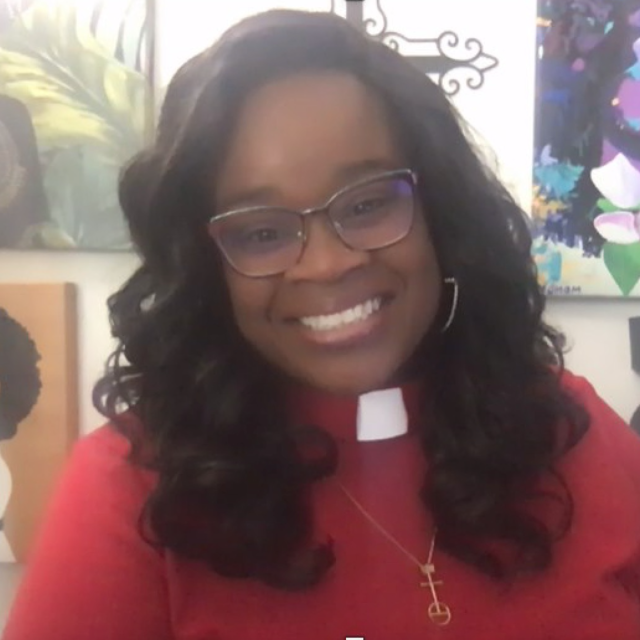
67, 422, 148, 478
23, 421, 161, 578
559, 370, 640, 491
4, 428, 171, 640
45, 422, 157, 531
73, 422, 132, 461
560, 369, 632, 441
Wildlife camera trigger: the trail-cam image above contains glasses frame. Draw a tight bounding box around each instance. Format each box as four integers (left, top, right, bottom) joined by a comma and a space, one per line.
208, 168, 418, 277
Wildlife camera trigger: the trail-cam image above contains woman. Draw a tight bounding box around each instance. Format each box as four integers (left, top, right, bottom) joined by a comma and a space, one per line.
5, 9, 640, 640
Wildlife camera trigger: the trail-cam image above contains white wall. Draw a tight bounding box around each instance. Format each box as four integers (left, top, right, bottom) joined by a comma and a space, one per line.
1, 0, 640, 628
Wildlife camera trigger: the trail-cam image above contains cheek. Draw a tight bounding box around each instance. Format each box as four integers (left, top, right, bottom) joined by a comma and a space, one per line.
396, 220, 442, 333
224, 268, 277, 346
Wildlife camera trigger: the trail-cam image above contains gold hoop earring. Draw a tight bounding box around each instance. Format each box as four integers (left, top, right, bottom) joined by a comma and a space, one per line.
441, 277, 459, 333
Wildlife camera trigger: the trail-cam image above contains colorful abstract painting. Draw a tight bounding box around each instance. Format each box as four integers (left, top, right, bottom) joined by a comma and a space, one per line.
0, 0, 154, 251
0, 283, 78, 562
533, 0, 640, 296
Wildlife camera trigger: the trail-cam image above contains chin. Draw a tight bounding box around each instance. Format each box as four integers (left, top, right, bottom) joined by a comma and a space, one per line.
301, 364, 400, 397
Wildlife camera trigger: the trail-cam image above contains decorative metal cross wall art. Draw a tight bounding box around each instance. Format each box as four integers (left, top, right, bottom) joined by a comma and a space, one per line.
331, 0, 499, 96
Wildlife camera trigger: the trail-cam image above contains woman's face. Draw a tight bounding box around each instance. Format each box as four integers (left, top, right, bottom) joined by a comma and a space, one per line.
214, 71, 441, 395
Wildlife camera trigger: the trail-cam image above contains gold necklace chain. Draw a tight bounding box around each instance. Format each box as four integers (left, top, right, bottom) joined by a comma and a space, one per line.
337, 480, 452, 627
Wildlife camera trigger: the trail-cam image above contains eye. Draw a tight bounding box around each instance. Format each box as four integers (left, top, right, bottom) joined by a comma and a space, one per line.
232, 225, 297, 255
218, 212, 302, 255
242, 227, 282, 244
351, 196, 391, 216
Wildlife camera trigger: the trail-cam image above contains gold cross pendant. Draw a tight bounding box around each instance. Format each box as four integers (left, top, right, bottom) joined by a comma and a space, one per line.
420, 563, 452, 626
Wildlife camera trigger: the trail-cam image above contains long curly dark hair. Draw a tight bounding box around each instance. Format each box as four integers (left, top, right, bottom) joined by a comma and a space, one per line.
94, 9, 589, 590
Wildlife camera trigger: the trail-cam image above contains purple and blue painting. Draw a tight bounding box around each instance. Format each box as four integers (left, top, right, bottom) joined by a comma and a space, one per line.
533, 0, 640, 296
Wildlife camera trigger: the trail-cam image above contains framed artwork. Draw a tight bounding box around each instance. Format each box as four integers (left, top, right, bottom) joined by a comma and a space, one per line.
0, 0, 155, 251
533, 0, 640, 296
0, 283, 78, 562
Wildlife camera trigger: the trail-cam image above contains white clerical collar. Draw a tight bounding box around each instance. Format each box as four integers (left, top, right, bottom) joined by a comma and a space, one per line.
356, 387, 408, 442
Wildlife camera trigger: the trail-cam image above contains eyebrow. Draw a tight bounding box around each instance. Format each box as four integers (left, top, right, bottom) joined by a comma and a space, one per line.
333, 158, 403, 182
216, 186, 278, 213
217, 157, 403, 213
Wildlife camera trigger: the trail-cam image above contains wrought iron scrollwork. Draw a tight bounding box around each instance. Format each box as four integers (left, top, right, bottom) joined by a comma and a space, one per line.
330, 0, 499, 96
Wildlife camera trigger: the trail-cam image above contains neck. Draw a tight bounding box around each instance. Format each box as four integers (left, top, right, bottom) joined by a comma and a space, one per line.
287, 378, 427, 443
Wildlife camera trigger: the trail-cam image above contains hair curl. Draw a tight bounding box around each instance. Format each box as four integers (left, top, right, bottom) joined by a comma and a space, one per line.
94, 9, 589, 589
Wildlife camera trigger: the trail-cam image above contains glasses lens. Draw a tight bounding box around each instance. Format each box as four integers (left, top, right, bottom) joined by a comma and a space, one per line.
209, 209, 303, 277
329, 174, 415, 250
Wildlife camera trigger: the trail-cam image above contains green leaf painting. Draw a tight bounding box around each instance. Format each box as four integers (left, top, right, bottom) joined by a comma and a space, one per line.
603, 243, 640, 296
596, 198, 622, 213
0, 1, 152, 250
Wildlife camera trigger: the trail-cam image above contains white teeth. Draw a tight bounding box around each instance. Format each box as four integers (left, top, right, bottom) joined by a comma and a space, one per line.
300, 297, 382, 332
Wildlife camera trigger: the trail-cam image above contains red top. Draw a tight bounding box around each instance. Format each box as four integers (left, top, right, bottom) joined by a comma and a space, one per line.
5, 372, 640, 640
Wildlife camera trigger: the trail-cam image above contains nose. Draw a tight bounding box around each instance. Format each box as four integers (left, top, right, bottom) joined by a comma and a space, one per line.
284, 214, 371, 283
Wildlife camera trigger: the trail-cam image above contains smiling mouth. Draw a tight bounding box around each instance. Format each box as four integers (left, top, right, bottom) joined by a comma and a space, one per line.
299, 297, 383, 332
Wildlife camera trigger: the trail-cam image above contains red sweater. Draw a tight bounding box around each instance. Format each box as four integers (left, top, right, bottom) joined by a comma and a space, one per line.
5, 373, 640, 640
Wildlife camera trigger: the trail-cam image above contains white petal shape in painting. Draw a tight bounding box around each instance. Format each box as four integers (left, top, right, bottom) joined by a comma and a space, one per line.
593, 211, 640, 244
591, 154, 640, 210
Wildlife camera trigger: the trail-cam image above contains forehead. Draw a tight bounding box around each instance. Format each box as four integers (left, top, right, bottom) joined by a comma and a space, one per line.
215, 71, 404, 209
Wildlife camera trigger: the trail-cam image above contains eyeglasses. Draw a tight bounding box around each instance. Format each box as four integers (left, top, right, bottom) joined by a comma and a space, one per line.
207, 169, 418, 277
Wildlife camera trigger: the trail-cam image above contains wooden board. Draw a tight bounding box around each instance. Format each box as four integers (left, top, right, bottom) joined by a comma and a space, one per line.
0, 283, 78, 562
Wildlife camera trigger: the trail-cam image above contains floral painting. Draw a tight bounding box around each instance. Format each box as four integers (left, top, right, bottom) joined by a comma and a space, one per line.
0, 0, 153, 251
533, 0, 640, 296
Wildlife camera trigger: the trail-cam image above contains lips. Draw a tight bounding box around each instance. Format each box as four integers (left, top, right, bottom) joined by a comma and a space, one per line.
288, 293, 394, 349
284, 290, 394, 323
299, 297, 382, 332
